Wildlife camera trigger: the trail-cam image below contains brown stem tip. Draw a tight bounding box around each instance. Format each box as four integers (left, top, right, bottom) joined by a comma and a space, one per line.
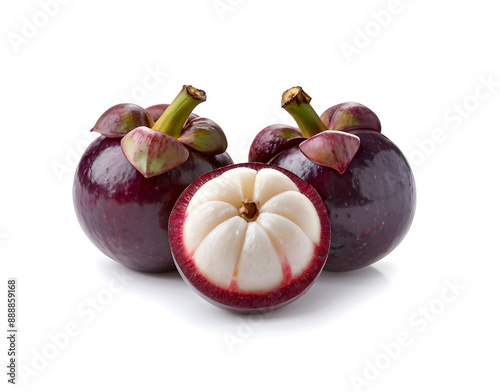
185, 85, 207, 102
281, 86, 311, 107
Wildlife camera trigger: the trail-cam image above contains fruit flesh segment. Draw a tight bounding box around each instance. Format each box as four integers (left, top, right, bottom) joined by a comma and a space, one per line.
183, 168, 321, 292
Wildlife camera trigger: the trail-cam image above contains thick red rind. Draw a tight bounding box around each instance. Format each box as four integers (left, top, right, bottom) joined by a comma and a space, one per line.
169, 163, 331, 313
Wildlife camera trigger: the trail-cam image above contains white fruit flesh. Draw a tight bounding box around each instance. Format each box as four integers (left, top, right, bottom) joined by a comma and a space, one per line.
183, 168, 321, 292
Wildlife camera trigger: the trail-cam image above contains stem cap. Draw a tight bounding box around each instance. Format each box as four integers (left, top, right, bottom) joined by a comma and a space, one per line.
320, 102, 382, 132
91, 103, 154, 138
299, 130, 360, 174
178, 117, 228, 155
121, 126, 189, 178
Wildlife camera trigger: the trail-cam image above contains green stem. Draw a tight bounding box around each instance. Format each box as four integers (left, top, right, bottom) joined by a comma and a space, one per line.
152, 85, 206, 138
281, 86, 328, 138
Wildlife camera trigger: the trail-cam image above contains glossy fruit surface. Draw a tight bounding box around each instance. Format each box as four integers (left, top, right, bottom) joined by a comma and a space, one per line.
74, 136, 232, 271
169, 163, 330, 312
250, 87, 416, 271
270, 130, 415, 271
73, 85, 232, 271
248, 124, 304, 163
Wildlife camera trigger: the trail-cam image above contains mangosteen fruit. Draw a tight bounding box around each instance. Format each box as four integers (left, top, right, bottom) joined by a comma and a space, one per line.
249, 87, 416, 271
168, 163, 330, 312
73, 85, 233, 272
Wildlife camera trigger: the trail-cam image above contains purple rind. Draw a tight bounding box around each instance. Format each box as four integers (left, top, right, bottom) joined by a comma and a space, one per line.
73, 136, 233, 272
270, 129, 416, 271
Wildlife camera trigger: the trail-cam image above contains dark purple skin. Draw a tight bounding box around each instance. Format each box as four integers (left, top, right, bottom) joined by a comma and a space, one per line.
73, 136, 233, 272
270, 130, 416, 271
248, 125, 304, 163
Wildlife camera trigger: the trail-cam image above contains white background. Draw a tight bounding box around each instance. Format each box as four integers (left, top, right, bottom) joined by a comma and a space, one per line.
1, 0, 499, 391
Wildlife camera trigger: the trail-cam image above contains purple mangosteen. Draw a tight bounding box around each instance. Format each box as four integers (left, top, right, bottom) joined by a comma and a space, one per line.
73, 85, 233, 272
249, 87, 416, 271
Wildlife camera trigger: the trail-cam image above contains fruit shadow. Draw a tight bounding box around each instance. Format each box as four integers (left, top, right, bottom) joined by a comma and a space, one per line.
268, 263, 395, 321
94, 257, 248, 324
94, 257, 395, 325
93, 257, 187, 303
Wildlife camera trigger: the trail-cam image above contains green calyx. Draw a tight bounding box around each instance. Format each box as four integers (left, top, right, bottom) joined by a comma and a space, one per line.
281, 86, 361, 174
152, 85, 206, 139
